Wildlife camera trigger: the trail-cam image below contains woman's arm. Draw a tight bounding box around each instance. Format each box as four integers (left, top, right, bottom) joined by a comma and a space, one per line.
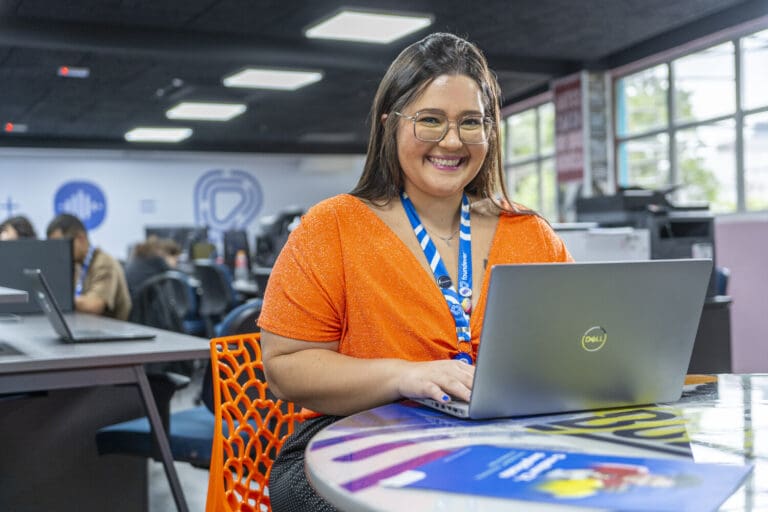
261, 329, 474, 416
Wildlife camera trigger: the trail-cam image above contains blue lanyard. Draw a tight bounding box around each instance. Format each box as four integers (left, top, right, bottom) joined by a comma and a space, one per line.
76, 245, 96, 297
400, 191, 474, 364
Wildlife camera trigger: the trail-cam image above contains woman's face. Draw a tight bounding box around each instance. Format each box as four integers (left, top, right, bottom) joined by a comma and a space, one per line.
395, 74, 489, 202
0, 225, 19, 241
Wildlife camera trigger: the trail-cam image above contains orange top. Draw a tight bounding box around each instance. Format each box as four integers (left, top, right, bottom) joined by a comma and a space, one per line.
258, 194, 572, 362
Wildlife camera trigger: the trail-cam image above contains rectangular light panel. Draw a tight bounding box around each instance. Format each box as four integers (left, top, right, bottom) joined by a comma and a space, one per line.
305, 10, 433, 44
124, 127, 192, 143
166, 102, 247, 121
223, 69, 323, 90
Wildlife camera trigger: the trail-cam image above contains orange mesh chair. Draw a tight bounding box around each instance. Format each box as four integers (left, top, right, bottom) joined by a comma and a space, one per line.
206, 333, 313, 512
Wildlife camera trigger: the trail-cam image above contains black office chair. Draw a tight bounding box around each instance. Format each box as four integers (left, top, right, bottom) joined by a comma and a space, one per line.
194, 260, 240, 337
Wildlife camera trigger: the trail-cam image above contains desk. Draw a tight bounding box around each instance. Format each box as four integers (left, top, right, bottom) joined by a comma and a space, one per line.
306, 374, 765, 511
0, 313, 208, 512
0, 285, 28, 303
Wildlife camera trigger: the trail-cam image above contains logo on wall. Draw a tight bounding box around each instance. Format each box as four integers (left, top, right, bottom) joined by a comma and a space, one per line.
54, 181, 107, 230
194, 169, 262, 241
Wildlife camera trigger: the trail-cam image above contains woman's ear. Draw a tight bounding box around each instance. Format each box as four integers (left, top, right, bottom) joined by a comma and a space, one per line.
380, 113, 388, 124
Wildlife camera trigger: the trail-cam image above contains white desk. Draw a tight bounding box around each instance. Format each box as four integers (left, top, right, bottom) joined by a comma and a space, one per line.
306, 375, 762, 511
0, 285, 28, 303
0, 313, 208, 512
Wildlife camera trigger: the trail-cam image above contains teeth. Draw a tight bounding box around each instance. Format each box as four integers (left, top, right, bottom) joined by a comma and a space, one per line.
430, 157, 462, 166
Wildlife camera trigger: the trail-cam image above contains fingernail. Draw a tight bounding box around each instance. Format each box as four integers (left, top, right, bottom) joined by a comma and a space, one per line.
441, 394, 450, 402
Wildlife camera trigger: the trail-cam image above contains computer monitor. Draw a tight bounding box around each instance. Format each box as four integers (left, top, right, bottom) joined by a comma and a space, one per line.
0, 239, 74, 314
223, 229, 251, 273
144, 225, 209, 260
253, 209, 303, 267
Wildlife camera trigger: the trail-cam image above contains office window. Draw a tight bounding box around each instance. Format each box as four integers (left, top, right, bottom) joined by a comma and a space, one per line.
615, 25, 768, 213
675, 121, 736, 212
673, 43, 735, 124
616, 64, 668, 137
744, 112, 768, 210
507, 108, 537, 162
504, 102, 556, 220
617, 134, 669, 190
741, 29, 768, 111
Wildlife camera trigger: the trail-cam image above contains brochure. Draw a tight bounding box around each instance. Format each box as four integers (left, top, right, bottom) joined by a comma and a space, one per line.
384, 445, 752, 511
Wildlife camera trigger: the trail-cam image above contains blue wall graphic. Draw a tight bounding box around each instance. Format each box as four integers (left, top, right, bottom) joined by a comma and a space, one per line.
193, 169, 263, 243
54, 181, 107, 230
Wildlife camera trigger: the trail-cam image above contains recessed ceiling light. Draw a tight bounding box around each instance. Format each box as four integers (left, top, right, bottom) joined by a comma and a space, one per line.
124, 127, 192, 143
166, 102, 247, 121
305, 10, 433, 44
223, 68, 323, 90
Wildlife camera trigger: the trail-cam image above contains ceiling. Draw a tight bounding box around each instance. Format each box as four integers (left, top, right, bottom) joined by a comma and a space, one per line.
0, 0, 764, 154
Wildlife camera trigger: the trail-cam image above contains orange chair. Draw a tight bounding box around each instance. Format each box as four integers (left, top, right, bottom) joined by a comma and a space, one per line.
206, 334, 313, 512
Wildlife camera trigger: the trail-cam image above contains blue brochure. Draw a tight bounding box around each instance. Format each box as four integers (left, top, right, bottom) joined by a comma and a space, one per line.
391, 446, 752, 512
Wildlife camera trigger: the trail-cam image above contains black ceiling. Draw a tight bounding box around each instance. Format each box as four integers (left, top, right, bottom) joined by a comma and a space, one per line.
0, 0, 764, 154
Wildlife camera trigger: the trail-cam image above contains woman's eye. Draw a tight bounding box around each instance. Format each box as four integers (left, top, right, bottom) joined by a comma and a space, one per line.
461, 117, 483, 128
418, 116, 443, 126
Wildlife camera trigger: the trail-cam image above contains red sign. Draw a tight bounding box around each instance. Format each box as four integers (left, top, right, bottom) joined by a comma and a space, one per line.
554, 76, 583, 183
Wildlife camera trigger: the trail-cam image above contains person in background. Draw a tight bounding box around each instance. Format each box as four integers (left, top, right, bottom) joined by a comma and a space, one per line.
0, 215, 37, 240
258, 32, 573, 511
124, 236, 182, 297
46, 213, 132, 320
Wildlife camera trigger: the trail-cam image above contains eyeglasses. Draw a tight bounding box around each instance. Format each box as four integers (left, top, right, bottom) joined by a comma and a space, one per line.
394, 111, 493, 144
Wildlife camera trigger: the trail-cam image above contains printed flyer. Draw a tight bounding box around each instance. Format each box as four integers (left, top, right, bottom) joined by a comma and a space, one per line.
386, 446, 752, 511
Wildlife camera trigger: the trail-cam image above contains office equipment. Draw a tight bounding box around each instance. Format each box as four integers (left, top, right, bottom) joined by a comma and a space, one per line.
222, 229, 251, 275
0, 239, 74, 314
254, 208, 304, 267
0, 286, 28, 304
416, 259, 711, 419
24, 268, 155, 342
575, 189, 717, 296
145, 225, 209, 261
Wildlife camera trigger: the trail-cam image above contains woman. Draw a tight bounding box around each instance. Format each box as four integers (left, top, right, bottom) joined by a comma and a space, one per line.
259, 32, 572, 511
0, 215, 37, 240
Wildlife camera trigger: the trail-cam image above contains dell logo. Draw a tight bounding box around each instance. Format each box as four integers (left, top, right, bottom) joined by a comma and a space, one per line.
581, 326, 607, 352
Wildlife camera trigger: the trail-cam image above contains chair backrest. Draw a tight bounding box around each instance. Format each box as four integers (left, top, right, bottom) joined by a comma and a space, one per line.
129, 270, 198, 332
215, 299, 263, 337
206, 334, 311, 512
194, 261, 238, 317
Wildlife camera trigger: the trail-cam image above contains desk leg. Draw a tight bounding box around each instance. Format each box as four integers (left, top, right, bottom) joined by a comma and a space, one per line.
133, 365, 190, 512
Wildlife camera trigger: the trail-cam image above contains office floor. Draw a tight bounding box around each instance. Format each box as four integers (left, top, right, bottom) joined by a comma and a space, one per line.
149, 365, 209, 512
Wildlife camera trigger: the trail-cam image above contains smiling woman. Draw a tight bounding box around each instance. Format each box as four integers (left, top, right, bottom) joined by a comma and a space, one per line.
257, 32, 573, 512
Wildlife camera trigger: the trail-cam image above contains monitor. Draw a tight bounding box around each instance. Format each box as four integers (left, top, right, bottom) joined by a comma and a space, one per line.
223, 229, 251, 273
0, 239, 74, 314
144, 225, 209, 260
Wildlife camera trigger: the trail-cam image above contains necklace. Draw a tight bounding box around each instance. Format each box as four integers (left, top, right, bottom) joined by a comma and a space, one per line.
426, 226, 460, 245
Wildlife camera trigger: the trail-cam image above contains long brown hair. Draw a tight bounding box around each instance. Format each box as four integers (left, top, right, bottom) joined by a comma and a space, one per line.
350, 32, 521, 213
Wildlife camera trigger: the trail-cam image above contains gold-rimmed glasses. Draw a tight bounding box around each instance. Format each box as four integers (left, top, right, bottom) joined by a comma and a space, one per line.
394, 110, 492, 144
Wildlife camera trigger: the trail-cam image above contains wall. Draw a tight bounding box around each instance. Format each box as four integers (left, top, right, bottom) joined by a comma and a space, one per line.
715, 215, 768, 373
0, 148, 364, 259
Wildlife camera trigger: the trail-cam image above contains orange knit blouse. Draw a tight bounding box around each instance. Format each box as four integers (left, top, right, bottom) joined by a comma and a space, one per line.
258, 194, 572, 362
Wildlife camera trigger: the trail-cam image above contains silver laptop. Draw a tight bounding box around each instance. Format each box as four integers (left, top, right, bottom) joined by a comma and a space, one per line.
23, 268, 155, 342
416, 259, 712, 419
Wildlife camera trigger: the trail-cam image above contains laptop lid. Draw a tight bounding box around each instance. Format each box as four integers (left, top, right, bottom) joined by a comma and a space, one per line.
23, 268, 155, 342
464, 259, 712, 420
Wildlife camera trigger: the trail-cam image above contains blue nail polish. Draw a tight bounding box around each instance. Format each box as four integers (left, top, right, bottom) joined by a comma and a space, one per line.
442, 394, 450, 402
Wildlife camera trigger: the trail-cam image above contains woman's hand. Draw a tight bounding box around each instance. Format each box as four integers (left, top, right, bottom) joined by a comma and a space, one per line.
396, 359, 475, 403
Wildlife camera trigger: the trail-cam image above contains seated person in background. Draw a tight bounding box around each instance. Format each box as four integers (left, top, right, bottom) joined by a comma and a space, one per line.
46, 213, 132, 320
0, 215, 37, 240
258, 32, 573, 512
124, 236, 182, 296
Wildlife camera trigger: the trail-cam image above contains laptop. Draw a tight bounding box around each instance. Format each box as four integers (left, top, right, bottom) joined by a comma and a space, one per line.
23, 268, 156, 342
415, 259, 712, 419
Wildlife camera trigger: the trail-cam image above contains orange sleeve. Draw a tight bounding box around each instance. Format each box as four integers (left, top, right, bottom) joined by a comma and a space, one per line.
257, 200, 346, 342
